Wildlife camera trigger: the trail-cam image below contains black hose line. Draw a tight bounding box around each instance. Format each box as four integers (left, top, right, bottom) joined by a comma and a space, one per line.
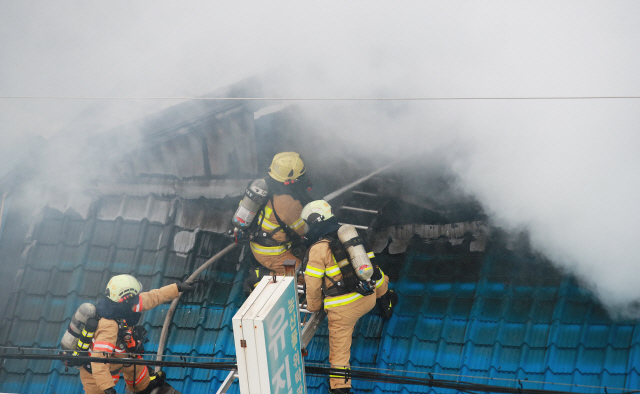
1, 351, 637, 394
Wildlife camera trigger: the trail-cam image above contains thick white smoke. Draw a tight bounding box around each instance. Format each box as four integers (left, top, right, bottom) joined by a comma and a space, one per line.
2, 1, 640, 316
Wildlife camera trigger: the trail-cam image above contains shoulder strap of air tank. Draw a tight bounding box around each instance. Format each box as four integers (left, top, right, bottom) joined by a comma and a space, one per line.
269, 195, 303, 244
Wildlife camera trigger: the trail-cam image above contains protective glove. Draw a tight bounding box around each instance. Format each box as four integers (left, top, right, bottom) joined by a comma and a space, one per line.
104, 388, 117, 394
176, 282, 195, 294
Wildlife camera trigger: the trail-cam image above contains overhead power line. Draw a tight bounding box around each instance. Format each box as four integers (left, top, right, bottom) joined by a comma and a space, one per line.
1, 349, 637, 394
1, 95, 640, 101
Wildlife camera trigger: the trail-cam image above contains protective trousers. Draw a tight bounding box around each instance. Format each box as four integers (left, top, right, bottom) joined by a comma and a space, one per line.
255, 249, 301, 276
80, 364, 150, 393
327, 292, 377, 389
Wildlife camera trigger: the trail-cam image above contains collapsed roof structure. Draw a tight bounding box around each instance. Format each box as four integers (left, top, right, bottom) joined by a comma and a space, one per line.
0, 80, 639, 394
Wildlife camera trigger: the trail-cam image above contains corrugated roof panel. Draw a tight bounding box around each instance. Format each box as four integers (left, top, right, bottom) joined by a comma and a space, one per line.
505, 298, 535, 323
112, 248, 137, 272
14, 294, 45, 321
462, 343, 493, 370
421, 296, 455, 319
580, 324, 611, 348
351, 335, 383, 364
549, 323, 583, 348
434, 341, 464, 369
603, 346, 631, 374
492, 345, 523, 373
499, 322, 528, 347
5, 319, 37, 346
174, 199, 234, 233
166, 326, 196, 354
529, 299, 557, 323
116, 221, 144, 249
610, 325, 634, 349
91, 221, 117, 247
546, 345, 578, 373
524, 322, 551, 348
78, 269, 109, 296
144, 223, 165, 249
26, 359, 54, 374
139, 250, 160, 275
627, 343, 640, 372
520, 346, 548, 373
45, 372, 85, 394
2, 357, 29, 374
41, 297, 67, 322
0, 371, 25, 393
61, 220, 86, 245
439, 318, 467, 344
121, 196, 154, 221
192, 328, 220, 355
625, 370, 639, 390
555, 299, 591, 324
395, 294, 421, 315
48, 269, 74, 296
164, 252, 189, 278
23, 268, 51, 295
472, 297, 506, 322
26, 243, 59, 270
388, 315, 418, 339
97, 195, 172, 224
466, 320, 498, 346
406, 339, 439, 367
55, 244, 82, 270
600, 371, 629, 392
33, 219, 64, 244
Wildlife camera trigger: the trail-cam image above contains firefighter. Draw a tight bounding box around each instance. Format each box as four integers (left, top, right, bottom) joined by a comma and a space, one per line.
301, 200, 398, 394
79, 274, 194, 394
248, 152, 313, 276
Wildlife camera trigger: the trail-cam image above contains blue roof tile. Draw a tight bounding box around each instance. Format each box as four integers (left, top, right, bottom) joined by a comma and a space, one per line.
523, 322, 550, 348
546, 345, 579, 373
520, 346, 548, 373
602, 346, 630, 374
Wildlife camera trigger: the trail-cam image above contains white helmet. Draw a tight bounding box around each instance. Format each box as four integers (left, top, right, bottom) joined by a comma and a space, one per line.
300, 200, 334, 232
105, 274, 142, 302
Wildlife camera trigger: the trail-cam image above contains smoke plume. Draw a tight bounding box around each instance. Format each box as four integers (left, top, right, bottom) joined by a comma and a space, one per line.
2, 1, 640, 317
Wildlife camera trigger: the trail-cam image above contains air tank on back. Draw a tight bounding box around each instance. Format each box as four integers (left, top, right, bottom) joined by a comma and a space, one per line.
60, 303, 96, 351
231, 179, 269, 228
337, 224, 374, 281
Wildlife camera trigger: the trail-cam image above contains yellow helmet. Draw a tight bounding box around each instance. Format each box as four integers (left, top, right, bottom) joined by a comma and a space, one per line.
301, 200, 334, 226
105, 274, 142, 302
268, 152, 306, 183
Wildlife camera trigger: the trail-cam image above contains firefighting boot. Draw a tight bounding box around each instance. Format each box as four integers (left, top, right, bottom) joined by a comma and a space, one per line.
329, 388, 351, 394
377, 289, 398, 319
139, 370, 165, 393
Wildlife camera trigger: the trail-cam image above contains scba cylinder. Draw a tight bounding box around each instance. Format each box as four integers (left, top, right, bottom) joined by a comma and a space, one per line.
60, 303, 96, 351
232, 179, 269, 228
337, 224, 374, 281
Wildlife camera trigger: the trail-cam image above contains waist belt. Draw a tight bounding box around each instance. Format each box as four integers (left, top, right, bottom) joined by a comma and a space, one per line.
324, 282, 350, 297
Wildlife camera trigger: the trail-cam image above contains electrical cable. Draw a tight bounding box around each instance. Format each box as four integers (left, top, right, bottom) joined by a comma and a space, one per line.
1, 349, 638, 394
2, 96, 640, 101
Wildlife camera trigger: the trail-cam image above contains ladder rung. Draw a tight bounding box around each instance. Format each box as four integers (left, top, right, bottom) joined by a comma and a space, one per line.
339, 206, 378, 214
352, 190, 378, 197
338, 223, 369, 230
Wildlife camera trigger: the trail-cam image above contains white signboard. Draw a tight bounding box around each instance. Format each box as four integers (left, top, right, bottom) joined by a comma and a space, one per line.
233, 276, 307, 394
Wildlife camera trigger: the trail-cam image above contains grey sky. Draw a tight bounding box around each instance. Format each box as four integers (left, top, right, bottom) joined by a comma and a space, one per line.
2, 1, 640, 316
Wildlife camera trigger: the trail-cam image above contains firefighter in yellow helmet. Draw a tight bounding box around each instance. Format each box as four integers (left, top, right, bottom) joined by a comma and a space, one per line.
79, 274, 195, 394
247, 152, 313, 278
301, 200, 397, 394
